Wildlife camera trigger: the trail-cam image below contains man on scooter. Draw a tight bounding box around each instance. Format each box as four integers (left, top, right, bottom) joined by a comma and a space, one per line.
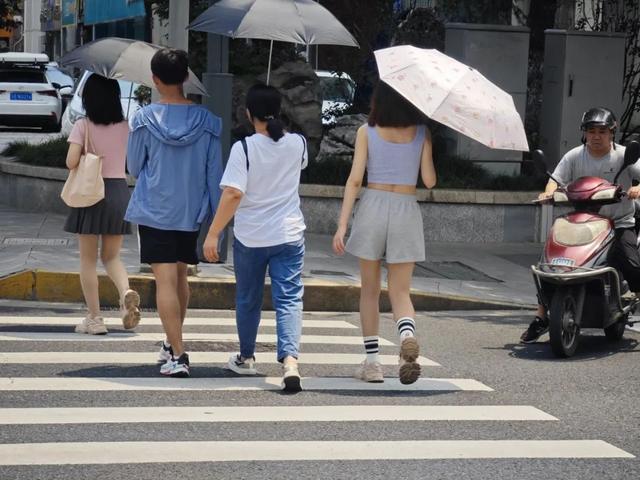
521, 107, 640, 343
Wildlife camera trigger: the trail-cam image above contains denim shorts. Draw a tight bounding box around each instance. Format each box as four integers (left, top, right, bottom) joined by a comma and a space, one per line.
345, 188, 425, 264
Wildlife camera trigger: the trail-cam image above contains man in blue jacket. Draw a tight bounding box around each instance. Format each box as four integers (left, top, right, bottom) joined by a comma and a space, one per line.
125, 48, 223, 377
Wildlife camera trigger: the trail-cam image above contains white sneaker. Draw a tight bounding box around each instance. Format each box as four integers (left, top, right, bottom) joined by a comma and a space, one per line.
354, 360, 384, 383
75, 316, 108, 335
157, 341, 173, 364
225, 353, 257, 375
159, 353, 190, 377
121, 289, 141, 330
282, 364, 302, 392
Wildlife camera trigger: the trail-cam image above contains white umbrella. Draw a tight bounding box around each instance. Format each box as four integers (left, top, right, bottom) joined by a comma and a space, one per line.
374, 45, 529, 151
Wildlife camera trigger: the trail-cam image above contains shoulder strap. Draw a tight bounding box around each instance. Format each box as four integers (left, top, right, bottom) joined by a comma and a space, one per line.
241, 138, 249, 170
296, 133, 307, 165
84, 120, 97, 155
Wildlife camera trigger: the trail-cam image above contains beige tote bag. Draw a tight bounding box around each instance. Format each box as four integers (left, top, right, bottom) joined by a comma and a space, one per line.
60, 121, 105, 208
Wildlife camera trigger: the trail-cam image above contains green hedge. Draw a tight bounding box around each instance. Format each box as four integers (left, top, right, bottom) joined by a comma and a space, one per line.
2, 136, 68, 168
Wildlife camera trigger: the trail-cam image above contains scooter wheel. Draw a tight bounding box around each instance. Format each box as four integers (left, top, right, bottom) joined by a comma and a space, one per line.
549, 287, 580, 358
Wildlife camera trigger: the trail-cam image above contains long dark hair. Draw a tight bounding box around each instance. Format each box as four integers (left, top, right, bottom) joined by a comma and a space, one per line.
246, 84, 285, 142
82, 74, 124, 125
368, 81, 427, 127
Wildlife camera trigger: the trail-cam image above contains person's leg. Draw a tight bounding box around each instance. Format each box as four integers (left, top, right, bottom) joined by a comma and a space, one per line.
269, 240, 305, 392
78, 234, 100, 318
101, 234, 140, 329
520, 303, 549, 344
176, 262, 190, 324
76, 234, 107, 335
610, 228, 640, 293
354, 258, 384, 383
151, 263, 185, 356
232, 240, 268, 367
387, 262, 420, 385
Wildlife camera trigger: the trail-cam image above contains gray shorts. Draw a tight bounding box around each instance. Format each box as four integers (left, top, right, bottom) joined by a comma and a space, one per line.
345, 188, 425, 263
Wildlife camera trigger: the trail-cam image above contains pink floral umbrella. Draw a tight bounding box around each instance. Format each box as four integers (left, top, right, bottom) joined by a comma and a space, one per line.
374, 45, 529, 151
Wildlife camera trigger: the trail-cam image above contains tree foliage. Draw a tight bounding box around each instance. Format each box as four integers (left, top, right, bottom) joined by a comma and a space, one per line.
0, 0, 20, 29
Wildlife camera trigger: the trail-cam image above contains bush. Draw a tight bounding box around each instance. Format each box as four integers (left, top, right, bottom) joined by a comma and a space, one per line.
2, 136, 69, 168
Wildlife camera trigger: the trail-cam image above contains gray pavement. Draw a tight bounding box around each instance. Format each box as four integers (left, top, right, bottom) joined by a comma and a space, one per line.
0, 301, 637, 478
0, 205, 540, 307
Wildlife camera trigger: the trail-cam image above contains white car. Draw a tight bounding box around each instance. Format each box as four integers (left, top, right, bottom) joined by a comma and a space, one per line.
315, 70, 356, 125
0, 52, 63, 131
61, 70, 143, 136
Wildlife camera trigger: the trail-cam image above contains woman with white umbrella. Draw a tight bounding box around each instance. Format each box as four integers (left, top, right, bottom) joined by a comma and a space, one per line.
332, 81, 436, 385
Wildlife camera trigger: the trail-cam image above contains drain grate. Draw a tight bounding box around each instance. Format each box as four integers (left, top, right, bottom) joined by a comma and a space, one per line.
414, 261, 501, 283
2, 238, 69, 246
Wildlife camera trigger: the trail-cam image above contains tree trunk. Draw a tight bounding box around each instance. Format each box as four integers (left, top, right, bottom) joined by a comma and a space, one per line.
554, 0, 576, 29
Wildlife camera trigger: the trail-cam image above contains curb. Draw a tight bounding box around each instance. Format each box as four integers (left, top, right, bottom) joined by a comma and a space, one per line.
0, 270, 532, 312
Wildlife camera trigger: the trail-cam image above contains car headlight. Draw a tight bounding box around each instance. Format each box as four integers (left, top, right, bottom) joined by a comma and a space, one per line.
553, 191, 569, 202
591, 187, 618, 200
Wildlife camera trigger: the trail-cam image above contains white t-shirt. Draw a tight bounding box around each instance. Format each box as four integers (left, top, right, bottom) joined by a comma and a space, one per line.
220, 132, 308, 247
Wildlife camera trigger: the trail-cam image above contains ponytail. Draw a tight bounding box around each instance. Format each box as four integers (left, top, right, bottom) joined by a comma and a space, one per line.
266, 117, 284, 142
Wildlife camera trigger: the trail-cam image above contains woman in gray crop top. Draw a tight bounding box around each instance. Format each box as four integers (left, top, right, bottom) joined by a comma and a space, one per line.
332, 81, 436, 385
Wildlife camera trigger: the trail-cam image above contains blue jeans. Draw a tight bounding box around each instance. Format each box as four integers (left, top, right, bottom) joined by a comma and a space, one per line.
233, 238, 304, 362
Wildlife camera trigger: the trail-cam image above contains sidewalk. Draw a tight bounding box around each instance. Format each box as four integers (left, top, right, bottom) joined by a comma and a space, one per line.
0, 205, 540, 310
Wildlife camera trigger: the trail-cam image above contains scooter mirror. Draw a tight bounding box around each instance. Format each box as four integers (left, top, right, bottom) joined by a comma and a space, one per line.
623, 141, 640, 168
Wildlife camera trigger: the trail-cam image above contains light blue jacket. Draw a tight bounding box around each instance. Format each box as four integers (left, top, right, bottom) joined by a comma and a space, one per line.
125, 103, 223, 231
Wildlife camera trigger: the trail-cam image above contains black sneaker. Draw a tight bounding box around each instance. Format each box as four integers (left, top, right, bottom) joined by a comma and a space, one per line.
160, 352, 190, 377
520, 316, 549, 344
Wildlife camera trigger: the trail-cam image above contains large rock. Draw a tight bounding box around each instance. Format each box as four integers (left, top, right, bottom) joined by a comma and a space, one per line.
231, 61, 322, 160
316, 114, 368, 163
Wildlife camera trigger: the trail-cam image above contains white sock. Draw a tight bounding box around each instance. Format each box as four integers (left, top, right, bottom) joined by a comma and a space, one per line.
363, 335, 379, 364
396, 317, 416, 340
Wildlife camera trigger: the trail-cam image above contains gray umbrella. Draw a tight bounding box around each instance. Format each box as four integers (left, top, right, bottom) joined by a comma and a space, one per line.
59, 37, 208, 96
188, 0, 359, 84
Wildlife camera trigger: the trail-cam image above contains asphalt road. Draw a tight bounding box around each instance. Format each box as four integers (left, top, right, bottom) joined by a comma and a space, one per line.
0, 300, 638, 480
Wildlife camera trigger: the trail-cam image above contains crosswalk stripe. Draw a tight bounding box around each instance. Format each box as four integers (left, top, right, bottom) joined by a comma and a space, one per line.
0, 376, 493, 391
0, 352, 440, 366
0, 332, 393, 345
0, 440, 632, 465
0, 405, 557, 424
0, 316, 357, 329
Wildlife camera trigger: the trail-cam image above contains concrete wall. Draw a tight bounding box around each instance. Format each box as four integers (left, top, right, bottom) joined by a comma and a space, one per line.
539, 30, 626, 168
444, 23, 530, 175
0, 159, 542, 243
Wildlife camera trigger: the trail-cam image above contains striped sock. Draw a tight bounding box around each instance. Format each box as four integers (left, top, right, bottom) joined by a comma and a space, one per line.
363, 336, 379, 364
397, 317, 416, 340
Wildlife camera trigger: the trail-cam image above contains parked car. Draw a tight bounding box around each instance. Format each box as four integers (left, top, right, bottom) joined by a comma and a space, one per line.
315, 70, 356, 125
61, 70, 143, 136
45, 62, 75, 113
0, 52, 63, 131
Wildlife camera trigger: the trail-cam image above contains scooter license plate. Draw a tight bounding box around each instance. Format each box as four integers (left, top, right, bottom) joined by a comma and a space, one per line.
551, 257, 575, 267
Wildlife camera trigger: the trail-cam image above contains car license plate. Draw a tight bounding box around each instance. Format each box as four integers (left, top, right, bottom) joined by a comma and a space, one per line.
10, 92, 32, 101
551, 257, 575, 267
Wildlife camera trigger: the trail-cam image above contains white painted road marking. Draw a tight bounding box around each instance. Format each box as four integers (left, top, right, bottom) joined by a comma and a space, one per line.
0, 405, 556, 424
0, 440, 632, 465
0, 351, 439, 366
0, 376, 493, 392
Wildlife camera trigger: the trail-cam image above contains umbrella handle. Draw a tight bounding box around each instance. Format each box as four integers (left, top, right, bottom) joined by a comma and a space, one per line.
267, 40, 273, 86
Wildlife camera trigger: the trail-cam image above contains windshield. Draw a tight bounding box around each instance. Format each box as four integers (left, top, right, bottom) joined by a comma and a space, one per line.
78, 74, 139, 99
319, 76, 355, 103
45, 67, 74, 87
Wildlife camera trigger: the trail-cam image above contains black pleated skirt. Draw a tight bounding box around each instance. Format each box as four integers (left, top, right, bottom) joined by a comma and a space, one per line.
63, 178, 132, 235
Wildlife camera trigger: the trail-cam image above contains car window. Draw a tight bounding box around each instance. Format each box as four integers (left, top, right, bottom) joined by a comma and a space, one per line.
45, 68, 74, 87
0, 70, 48, 83
76, 75, 139, 99
319, 77, 355, 103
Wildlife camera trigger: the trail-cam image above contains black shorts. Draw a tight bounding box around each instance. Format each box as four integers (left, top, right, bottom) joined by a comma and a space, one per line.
138, 225, 200, 265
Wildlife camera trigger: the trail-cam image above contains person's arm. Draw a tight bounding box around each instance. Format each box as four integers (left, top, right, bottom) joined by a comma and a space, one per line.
203, 142, 247, 262
539, 179, 558, 200
420, 127, 436, 189
65, 119, 84, 170
332, 125, 368, 255
126, 127, 148, 179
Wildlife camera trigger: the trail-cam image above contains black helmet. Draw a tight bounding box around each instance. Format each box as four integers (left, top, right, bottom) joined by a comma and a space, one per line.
580, 107, 617, 131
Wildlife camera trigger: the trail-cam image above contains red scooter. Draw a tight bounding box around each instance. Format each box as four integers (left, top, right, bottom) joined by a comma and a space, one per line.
531, 142, 640, 357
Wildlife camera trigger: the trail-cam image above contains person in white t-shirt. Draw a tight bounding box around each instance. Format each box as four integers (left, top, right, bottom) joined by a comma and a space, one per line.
203, 84, 308, 392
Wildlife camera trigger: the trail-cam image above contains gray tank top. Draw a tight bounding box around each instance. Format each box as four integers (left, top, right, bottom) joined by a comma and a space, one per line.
366, 125, 426, 185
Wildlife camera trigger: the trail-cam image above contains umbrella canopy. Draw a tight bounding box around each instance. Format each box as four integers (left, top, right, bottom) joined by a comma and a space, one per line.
374, 45, 529, 152
188, 0, 359, 47
59, 38, 208, 96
